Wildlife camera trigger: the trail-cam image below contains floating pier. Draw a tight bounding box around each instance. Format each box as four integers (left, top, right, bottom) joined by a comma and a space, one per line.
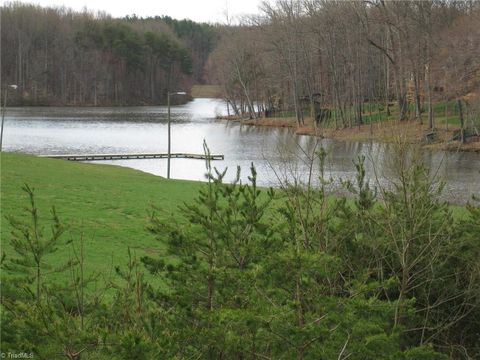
41, 153, 224, 162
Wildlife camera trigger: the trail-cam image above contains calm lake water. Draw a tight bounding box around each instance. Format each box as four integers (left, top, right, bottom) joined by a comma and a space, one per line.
3, 98, 479, 203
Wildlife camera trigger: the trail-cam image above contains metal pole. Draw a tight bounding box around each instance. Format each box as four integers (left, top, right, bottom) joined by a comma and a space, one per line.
167, 92, 171, 179
0, 90, 8, 152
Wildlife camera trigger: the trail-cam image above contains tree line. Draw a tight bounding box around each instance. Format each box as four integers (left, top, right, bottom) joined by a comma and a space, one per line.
2, 142, 479, 359
207, 0, 480, 129
1, 3, 218, 106
3, 0, 479, 120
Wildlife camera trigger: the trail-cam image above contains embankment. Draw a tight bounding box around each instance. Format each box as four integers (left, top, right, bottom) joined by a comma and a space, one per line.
225, 116, 480, 153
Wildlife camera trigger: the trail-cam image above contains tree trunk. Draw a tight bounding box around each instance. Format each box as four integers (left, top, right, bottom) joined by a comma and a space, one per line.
426, 63, 433, 129
457, 99, 465, 143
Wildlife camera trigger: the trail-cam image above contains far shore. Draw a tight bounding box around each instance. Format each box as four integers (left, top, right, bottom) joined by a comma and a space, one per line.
217, 114, 480, 153
4, 85, 223, 107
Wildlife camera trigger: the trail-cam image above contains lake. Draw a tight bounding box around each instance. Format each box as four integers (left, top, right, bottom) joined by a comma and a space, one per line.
3, 98, 479, 203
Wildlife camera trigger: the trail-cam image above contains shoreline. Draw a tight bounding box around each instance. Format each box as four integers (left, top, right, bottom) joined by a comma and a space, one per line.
217, 115, 480, 153
4, 99, 193, 108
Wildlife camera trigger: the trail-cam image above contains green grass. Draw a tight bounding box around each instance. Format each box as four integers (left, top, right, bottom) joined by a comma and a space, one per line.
263, 100, 478, 131
320, 100, 477, 128
355, 100, 462, 126
1, 152, 205, 282
1, 152, 471, 284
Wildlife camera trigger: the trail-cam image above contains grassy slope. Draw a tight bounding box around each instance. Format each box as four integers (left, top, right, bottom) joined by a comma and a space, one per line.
275, 100, 467, 127
1, 152, 205, 280
1, 152, 470, 282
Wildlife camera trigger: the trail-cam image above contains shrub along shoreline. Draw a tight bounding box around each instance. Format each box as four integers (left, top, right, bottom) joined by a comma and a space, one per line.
1, 151, 479, 359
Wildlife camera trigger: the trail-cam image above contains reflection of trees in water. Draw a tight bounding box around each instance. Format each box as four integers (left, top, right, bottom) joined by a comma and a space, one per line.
5, 101, 480, 203
261, 135, 478, 204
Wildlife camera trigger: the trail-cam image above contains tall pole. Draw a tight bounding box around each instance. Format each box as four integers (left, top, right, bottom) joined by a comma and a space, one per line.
0, 90, 8, 152
167, 92, 171, 179
166, 91, 185, 179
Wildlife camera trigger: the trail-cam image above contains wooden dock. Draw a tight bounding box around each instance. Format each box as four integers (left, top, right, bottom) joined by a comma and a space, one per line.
41, 153, 224, 162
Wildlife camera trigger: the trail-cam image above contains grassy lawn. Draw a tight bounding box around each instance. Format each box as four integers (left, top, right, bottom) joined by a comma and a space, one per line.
1, 152, 205, 282
1, 152, 470, 285
312, 100, 475, 128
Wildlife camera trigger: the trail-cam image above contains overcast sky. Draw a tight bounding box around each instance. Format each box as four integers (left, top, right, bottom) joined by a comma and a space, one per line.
4, 0, 264, 23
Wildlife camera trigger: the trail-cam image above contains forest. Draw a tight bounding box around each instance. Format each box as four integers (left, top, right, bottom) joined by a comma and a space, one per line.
2, 0, 479, 125
1, 3, 218, 105
207, 0, 480, 135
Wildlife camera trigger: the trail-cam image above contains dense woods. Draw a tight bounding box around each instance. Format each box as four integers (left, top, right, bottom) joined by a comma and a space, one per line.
1, 3, 218, 105
1, 143, 480, 359
2, 0, 479, 120
207, 0, 480, 131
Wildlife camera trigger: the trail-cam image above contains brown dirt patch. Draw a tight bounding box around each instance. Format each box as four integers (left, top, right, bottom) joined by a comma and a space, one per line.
191, 85, 223, 98
225, 116, 479, 153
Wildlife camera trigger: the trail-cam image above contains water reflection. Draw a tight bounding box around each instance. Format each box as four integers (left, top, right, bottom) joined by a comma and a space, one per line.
3, 98, 479, 203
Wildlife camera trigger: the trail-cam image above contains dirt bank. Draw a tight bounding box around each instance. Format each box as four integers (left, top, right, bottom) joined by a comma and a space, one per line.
222, 116, 480, 153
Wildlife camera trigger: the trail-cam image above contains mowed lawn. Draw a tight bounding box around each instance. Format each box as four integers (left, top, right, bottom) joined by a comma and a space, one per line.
1, 152, 471, 283
1, 152, 205, 281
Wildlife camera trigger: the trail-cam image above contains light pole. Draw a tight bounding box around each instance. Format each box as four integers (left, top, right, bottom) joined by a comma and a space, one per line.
167, 91, 187, 179
1, 84, 18, 152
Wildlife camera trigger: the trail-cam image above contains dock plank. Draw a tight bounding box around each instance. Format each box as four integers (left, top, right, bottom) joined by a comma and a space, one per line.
41, 153, 224, 162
